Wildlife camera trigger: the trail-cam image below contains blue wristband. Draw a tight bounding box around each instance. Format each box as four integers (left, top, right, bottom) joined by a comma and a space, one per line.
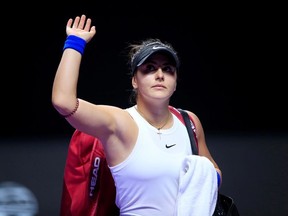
216, 171, 221, 187
63, 35, 86, 55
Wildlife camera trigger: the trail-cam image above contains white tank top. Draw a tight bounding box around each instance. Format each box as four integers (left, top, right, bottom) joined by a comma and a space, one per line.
109, 106, 191, 216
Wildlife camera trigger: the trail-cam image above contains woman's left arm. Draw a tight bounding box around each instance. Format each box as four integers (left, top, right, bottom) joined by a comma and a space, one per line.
188, 111, 222, 187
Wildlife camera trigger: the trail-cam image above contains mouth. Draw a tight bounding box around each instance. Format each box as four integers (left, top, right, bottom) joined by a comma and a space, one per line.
152, 84, 166, 89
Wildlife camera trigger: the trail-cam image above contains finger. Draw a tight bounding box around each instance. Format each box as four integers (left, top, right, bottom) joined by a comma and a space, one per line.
84, 18, 92, 32
78, 14, 86, 29
72, 16, 81, 28
66, 18, 73, 28
90, 26, 96, 35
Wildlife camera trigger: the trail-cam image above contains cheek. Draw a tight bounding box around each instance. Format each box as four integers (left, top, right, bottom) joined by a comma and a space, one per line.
132, 75, 149, 89
168, 77, 177, 90
138, 75, 151, 86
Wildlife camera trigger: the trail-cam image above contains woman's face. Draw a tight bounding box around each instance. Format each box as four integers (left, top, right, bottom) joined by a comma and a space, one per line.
132, 53, 177, 102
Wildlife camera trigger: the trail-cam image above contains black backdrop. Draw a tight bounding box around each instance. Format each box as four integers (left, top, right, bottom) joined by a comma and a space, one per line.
1, 2, 287, 216
2, 3, 287, 138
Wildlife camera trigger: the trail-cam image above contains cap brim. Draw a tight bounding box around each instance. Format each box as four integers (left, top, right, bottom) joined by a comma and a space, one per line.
136, 48, 178, 67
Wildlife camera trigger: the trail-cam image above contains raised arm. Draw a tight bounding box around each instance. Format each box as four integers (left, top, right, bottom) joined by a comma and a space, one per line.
52, 14, 96, 117
51, 15, 135, 152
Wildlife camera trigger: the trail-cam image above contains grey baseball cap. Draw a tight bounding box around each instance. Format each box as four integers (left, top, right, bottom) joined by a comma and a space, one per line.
130, 41, 180, 74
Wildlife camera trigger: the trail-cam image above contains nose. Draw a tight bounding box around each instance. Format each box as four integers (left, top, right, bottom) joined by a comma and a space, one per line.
155, 68, 164, 80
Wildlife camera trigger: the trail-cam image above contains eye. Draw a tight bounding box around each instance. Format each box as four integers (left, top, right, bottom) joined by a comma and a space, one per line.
140, 64, 157, 74
162, 65, 176, 74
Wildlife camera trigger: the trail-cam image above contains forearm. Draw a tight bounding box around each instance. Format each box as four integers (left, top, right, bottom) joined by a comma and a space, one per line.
52, 46, 82, 116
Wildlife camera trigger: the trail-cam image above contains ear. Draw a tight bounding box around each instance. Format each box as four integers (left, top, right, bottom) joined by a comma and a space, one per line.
132, 76, 138, 88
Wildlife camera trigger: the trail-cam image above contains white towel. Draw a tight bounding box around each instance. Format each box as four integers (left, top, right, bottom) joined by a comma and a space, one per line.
174, 155, 218, 216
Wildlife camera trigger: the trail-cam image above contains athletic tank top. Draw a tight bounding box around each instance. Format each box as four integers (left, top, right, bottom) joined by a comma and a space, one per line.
109, 106, 191, 216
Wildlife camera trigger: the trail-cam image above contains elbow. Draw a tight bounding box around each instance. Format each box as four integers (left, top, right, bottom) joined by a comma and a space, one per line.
51, 95, 70, 115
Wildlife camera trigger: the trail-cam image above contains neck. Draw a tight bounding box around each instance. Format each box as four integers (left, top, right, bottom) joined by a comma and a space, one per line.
135, 106, 172, 131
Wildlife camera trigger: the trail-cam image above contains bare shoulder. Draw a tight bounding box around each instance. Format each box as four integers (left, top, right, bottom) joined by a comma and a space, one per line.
186, 110, 201, 124
185, 110, 205, 136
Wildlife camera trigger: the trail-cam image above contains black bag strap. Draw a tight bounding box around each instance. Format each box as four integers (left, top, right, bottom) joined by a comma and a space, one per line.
178, 108, 198, 155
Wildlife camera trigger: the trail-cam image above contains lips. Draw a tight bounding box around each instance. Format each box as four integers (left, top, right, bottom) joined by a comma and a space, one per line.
152, 84, 166, 88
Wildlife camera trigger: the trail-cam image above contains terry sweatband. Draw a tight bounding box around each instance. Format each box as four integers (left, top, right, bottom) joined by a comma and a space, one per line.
63, 35, 86, 55
216, 171, 221, 187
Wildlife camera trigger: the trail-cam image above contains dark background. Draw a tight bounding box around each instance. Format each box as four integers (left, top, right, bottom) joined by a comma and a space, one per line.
1, 2, 287, 216
2, 3, 287, 137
